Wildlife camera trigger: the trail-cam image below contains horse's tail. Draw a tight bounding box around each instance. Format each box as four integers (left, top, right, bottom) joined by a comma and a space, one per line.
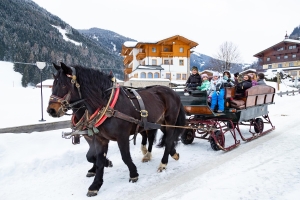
157, 103, 186, 147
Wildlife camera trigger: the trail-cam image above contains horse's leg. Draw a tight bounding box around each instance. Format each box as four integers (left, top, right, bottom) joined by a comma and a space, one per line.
117, 135, 139, 182
140, 131, 148, 155
141, 129, 157, 162
84, 135, 113, 178
86, 136, 110, 197
157, 127, 176, 172
157, 106, 185, 172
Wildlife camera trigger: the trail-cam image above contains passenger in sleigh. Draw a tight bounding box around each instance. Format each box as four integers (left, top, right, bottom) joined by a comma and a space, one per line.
208, 71, 235, 113
185, 66, 202, 90
196, 73, 210, 91
235, 74, 252, 97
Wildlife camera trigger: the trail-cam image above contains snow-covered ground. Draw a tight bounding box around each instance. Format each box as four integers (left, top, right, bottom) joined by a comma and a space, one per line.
0, 61, 300, 200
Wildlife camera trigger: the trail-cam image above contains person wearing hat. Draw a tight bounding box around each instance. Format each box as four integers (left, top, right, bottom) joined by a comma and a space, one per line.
185, 66, 202, 90
196, 73, 210, 91
208, 72, 225, 113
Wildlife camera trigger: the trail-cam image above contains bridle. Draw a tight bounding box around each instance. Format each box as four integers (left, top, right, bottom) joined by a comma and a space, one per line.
49, 67, 85, 114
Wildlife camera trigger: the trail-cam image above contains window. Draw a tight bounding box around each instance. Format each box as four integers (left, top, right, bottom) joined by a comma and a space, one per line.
277, 47, 284, 51
182, 74, 187, 80
154, 72, 159, 78
277, 56, 280, 60
164, 60, 169, 65
179, 47, 184, 53
166, 73, 171, 80
268, 65, 272, 69
147, 72, 153, 78
163, 47, 169, 52
176, 73, 181, 80
152, 47, 156, 52
289, 62, 294, 67
289, 45, 296, 49
267, 57, 270, 61
284, 55, 288, 59
278, 63, 282, 68
292, 54, 296, 58
140, 72, 146, 78
179, 59, 184, 66
152, 59, 157, 65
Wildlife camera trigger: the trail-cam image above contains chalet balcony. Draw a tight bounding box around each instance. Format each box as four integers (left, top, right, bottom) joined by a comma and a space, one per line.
123, 55, 133, 65
272, 49, 298, 56
124, 67, 132, 75
136, 52, 146, 60
160, 51, 173, 57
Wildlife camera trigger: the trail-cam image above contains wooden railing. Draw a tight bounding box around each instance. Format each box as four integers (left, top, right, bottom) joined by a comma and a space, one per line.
277, 89, 300, 97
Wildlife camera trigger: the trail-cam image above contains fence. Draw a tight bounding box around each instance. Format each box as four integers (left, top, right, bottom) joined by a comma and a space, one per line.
0, 120, 70, 134
277, 89, 300, 97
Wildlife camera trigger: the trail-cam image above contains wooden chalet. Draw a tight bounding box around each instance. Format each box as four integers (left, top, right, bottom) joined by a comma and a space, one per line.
121, 35, 198, 82
254, 33, 300, 77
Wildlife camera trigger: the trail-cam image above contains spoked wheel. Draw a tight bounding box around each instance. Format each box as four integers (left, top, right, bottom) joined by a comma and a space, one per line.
254, 118, 264, 133
209, 130, 225, 151
181, 129, 195, 144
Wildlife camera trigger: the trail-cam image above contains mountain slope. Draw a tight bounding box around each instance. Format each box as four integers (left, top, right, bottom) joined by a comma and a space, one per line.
0, 0, 124, 85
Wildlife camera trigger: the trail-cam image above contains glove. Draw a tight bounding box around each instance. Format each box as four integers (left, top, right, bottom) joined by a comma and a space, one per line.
227, 78, 231, 83
234, 72, 239, 78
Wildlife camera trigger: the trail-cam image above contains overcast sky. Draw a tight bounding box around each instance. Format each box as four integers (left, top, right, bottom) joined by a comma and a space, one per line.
31, 0, 300, 63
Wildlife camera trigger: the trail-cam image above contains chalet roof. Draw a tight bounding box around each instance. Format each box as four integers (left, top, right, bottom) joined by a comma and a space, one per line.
253, 38, 300, 57
122, 35, 198, 50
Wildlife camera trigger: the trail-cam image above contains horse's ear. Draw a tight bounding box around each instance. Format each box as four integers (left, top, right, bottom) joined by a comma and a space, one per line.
60, 62, 72, 75
109, 70, 114, 76
53, 63, 61, 71
52, 73, 57, 79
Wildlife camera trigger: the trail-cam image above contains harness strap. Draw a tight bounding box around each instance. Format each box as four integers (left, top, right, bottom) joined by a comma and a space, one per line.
130, 89, 149, 130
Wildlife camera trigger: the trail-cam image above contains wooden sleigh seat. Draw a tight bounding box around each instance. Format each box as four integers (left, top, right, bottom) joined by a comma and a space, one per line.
226, 85, 275, 110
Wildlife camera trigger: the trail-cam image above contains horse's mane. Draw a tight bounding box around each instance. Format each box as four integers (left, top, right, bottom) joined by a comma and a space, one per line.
73, 65, 114, 109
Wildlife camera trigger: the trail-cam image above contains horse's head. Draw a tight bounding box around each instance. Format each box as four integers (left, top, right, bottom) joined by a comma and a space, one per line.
47, 63, 83, 117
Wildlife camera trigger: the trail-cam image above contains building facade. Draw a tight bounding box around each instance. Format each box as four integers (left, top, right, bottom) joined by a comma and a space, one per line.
254, 35, 300, 77
121, 35, 198, 82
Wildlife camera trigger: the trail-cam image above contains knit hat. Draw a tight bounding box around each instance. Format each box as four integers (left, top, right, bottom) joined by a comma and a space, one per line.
213, 72, 219, 77
191, 66, 198, 71
201, 73, 208, 78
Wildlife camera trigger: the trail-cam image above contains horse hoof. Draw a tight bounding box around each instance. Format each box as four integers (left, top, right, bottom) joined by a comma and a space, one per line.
141, 145, 147, 155
129, 177, 138, 183
106, 160, 113, 168
86, 172, 96, 177
172, 153, 179, 160
157, 163, 167, 172
142, 152, 152, 162
86, 190, 98, 197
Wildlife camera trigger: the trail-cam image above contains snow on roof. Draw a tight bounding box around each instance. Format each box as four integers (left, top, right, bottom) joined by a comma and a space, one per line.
283, 38, 300, 44
123, 41, 138, 47
240, 68, 257, 74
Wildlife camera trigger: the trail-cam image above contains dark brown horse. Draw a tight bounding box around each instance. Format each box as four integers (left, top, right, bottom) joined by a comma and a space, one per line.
47, 63, 186, 197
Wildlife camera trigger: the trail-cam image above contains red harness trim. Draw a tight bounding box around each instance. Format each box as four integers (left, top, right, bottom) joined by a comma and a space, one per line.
71, 87, 120, 128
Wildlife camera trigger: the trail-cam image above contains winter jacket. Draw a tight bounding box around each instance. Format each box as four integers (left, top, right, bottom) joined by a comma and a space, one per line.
208, 78, 222, 96
197, 80, 210, 91
252, 80, 258, 86
186, 73, 202, 88
257, 79, 267, 85
236, 80, 252, 96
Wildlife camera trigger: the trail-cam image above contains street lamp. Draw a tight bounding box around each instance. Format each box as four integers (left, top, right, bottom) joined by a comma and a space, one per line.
36, 62, 46, 122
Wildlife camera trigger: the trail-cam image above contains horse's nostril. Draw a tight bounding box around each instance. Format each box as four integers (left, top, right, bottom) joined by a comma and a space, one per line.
47, 108, 56, 115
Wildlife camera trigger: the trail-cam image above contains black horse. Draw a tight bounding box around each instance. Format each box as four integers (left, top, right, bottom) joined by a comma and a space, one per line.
47, 63, 186, 197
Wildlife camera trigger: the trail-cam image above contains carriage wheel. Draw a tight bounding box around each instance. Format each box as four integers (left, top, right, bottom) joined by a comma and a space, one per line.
254, 118, 264, 133
209, 130, 225, 151
181, 129, 195, 145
